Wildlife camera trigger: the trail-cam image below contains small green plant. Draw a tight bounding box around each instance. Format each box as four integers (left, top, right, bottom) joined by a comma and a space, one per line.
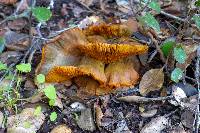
34, 106, 42, 117
23, 121, 31, 129
32, 7, 52, 23
148, 0, 161, 13
16, 63, 31, 73
50, 111, 57, 122
43, 85, 57, 106
0, 37, 5, 53
173, 45, 187, 64
36, 74, 45, 84
0, 61, 8, 71
171, 68, 184, 83
160, 39, 176, 57
36, 73, 58, 122
195, 0, 200, 6
138, 0, 161, 33
192, 15, 200, 29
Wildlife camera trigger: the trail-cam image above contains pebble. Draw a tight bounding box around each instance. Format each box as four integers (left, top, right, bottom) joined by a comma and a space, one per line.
50, 124, 72, 133
7, 108, 45, 133
76, 108, 96, 131
0, 111, 3, 127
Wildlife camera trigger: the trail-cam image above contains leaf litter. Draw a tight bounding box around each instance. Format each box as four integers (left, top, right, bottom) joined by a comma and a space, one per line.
0, 0, 200, 132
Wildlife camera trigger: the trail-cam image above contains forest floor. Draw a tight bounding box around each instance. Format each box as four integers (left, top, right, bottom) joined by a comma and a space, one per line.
0, 0, 200, 133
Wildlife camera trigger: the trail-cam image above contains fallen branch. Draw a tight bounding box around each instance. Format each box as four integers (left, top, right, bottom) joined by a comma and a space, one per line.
117, 95, 173, 103
194, 47, 200, 133
160, 11, 186, 22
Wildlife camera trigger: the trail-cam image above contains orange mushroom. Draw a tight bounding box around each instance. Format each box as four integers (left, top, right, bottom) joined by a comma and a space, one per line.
35, 22, 148, 97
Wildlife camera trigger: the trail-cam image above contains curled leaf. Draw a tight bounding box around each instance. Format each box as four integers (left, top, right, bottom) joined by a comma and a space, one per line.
139, 68, 164, 96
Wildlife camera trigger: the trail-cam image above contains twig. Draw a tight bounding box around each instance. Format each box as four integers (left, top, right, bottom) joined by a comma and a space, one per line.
160, 11, 186, 22
75, 0, 95, 13
194, 46, 200, 133
148, 32, 166, 63
0, 11, 29, 25
147, 50, 157, 63
117, 95, 173, 103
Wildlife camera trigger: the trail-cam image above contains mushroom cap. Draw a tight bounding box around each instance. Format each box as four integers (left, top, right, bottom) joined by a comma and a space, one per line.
78, 23, 148, 63
35, 28, 86, 75
78, 42, 148, 63
105, 57, 139, 87
45, 56, 107, 84
84, 23, 132, 38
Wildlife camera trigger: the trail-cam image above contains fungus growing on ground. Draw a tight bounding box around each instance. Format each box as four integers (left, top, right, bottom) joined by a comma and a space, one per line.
36, 22, 148, 97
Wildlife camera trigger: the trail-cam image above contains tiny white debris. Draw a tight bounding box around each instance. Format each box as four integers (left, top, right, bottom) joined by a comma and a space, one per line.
78, 16, 100, 29
169, 86, 187, 106
116, 0, 129, 6
140, 116, 169, 133
70, 102, 86, 112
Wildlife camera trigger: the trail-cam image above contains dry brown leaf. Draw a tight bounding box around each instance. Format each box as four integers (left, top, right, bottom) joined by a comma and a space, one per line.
0, 0, 17, 5
7, 18, 28, 30
139, 68, 164, 96
0, 51, 22, 64
140, 116, 168, 133
77, 0, 94, 6
4, 31, 30, 51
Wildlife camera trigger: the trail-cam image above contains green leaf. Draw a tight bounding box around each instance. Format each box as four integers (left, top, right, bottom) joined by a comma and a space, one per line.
192, 15, 200, 29
50, 112, 57, 122
32, 7, 52, 22
34, 106, 42, 116
23, 121, 31, 129
195, 0, 200, 7
173, 46, 187, 64
148, 1, 161, 13
16, 63, 31, 73
0, 37, 5, 53
36, 74, 45, 84
0, 61, 7, 71
139, 13, 160, 33
43, 85, 56, 100
161, 39, 175, 57
171, 68, 183, 83
49, 99, 55, 106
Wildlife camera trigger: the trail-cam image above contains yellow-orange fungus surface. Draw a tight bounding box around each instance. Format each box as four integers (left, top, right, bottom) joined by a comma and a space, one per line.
36, 22, 149, 97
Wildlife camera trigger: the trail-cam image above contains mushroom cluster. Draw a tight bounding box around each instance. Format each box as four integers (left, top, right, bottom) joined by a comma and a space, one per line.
36, 22, 148, 96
